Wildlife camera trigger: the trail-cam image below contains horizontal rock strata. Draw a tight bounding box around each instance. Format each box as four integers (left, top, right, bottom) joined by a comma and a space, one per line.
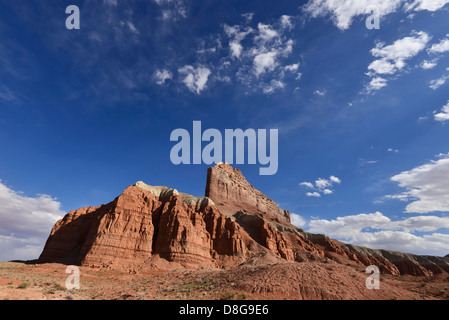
39, 163, 449, 275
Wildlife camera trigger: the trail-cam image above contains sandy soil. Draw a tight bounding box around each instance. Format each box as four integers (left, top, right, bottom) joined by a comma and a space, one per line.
1, 260, 448, 300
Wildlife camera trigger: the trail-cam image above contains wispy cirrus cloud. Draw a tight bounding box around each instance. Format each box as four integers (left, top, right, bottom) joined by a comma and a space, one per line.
231, 16, 300, 94
0, 85, 19, 102
152, 0, 188, 21
157, 14, 302, 95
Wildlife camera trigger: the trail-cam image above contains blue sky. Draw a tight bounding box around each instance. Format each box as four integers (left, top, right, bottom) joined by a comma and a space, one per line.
1, 0, 449, 260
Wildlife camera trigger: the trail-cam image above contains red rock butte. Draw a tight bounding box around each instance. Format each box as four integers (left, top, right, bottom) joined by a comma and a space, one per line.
39, 163, 449, 276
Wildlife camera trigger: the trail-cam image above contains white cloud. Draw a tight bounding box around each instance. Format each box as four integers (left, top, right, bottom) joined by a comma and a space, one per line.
304, 0, 449, 30
227, 16, 296, 94
253, 51, 278, 76
420, 59, 438, 69
329, 176, 341, 184
284, 63, 300, 73
230, 42, 243, 59
308, 211, 449, 255
434, 100, 449, 121
357, 157, 379, 167
262, 79, 285, 94
214, 75, 231, 83
290, 213, 306, 227
0, 181, 65, 261
405, 0, 449, 11
178, 65, 211, 94
309, 212, 391, 238
388, 148, 399, 153
368, 31, 430, 75
368, 59, 397, 75
428, 35, 449, 54
154, 69, 173, 85
299, 182, 314, 189
390, 215, 449, 232
418, 116, 429, 122
251, 38, 293, 77
242, 12, 254, 23
280, 15, 294, 30
366, 31, 430, 91
255, 23, 280, 43
300, 175, 341, 197
223, 24, 253, 59
436, 152, 449, 158
161, 14, 298, 95
160, 14, 299, 95
366, 77, 388, 91
120, 21, 139, 35
315, 178, 331, 189
303, 0, 402, 30
314, 89, 326, 96
386, 153, 449, 213
429, 74, 449, 89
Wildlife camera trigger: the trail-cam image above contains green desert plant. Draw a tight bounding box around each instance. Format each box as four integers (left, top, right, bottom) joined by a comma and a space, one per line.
220, 291, 235, 300
17, 282, 30, 289
236, 293, 247, 300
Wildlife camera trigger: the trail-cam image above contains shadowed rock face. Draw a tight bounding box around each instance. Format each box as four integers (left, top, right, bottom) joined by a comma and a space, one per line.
39, 164, 449, 275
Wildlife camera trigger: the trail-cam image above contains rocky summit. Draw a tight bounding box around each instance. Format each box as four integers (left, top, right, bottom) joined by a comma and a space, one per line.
39, 163, 449, 276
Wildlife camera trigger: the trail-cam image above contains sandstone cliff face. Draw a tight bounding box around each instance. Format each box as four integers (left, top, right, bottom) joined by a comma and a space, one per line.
39, 163, 449, 276
39, 183, 255, 269
205, 163, 290, 224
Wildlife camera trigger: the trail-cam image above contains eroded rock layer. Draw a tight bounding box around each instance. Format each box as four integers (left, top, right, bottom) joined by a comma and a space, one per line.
39, 183, 255, 269
39, 164, 449, 276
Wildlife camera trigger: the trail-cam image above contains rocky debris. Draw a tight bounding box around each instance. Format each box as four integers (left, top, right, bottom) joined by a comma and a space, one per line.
39, 163, 449, 277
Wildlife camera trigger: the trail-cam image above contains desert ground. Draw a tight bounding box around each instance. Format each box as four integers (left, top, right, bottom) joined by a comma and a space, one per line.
1, 259, 448, 301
